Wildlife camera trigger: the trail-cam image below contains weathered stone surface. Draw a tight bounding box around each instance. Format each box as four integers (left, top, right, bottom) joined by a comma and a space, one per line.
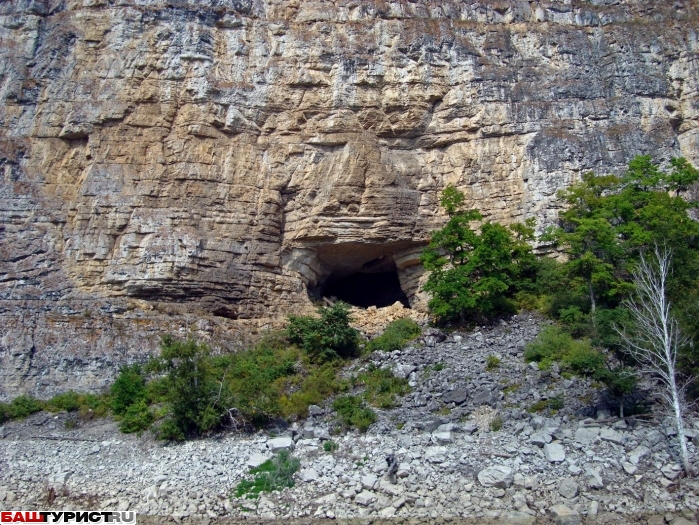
266, 436, 294, 452
558, 478, 579, 499
549, 504, 582, 525
478, 465, 514, 488
0, 0, 698, 398
543, 442, 566, 463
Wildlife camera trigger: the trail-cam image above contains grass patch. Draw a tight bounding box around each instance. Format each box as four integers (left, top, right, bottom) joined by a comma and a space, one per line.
355, 365, 410, 409
333, 395, 376, 432
486, 355, 501, 371
365, 318, 421, 353
323, 440, 338, 452
528, 396, 564, 413
489, 416, 503, 432
524, 326, 604, 376
234, 451, 300, 499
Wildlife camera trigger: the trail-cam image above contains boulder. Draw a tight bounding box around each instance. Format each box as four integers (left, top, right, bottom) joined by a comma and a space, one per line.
558, 478, 579, 499
543, 442, 566, 463
478, 466, 514, 488
267, 436, 294, 452
443, 388, 469, 405
549, 504, 582, 525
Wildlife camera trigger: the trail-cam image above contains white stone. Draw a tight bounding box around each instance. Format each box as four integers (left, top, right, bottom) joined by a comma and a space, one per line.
600, 427, 624, 445
543, 442, 566, 463
574, 427, 599, 445
584, 466, 604, 489
266, 436, 294, 452
298, 468, 319, 482
558, 477, 579, 499
246, 453, 269, 468
354, 491, 377, 506
478, 465, 514, 488
530, 432, 552, 447
361, 474, 378, 490
431, 430, 454, 444
549, 504, 581, 525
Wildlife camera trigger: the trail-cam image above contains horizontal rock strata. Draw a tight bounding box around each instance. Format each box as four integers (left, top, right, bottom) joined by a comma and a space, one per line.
1, 0, 698, 397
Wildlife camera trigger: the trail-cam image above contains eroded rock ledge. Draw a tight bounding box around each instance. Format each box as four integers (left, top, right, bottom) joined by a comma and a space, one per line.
1, 0, 698, 398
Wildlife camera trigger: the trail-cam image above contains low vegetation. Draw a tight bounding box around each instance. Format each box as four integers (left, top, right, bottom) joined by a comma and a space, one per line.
234, 451, 300, 499
365, 318, 421, 353
1, 301, 414, 440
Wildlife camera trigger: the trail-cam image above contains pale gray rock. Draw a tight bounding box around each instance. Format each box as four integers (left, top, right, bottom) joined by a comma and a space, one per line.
431, 430, 454, 444
549, 504, 582, 525
544, 442, 566, 463
628, 445, 651, 465
661, 463, 682, 480
478, 466, 514, 488
246, 453, 269, 468
584, 466, 604, 489
600, 427, 624, 445
530, 432, 552, 448
354, 491, 377, 506
266, 436, 294, 452
298, 468, 319, 482
361, 474, 378, 490
443, 388, 469, 405
558, 477, 579, 499
574, 427, 599, 445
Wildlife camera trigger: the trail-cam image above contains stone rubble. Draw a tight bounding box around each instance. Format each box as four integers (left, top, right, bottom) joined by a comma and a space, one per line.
1, 313, 699, 523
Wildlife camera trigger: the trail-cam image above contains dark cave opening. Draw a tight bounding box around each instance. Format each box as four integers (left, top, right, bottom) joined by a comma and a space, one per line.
322, 269, 409, 309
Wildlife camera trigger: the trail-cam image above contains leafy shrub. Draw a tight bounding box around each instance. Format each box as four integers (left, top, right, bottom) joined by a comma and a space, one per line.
149, 337, 225, 439
486, 355, 501, 371
118, 400, 154, 434
0, 396, 42, 422
323, 440, 338, 452
420, 185, 538, 323
110, 365, 147, 416
43, 391, 81, 413
333, 395, 376, 432
524, 326, 605, 378
287, 302, 359, 362
356, 365, 410, 409
43, 391, 110, 418
280, 363, 348, 419
234, 451, 300, 499
528, 396, 564, 413
365, 318, 421, 353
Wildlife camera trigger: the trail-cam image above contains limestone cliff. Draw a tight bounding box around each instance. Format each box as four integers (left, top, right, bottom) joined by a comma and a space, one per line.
1, 0, 698, 399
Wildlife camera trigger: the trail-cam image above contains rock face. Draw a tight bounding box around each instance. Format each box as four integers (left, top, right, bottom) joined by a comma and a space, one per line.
1, 0, 698, 398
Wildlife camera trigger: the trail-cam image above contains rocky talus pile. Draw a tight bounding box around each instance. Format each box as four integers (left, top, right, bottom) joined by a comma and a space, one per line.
2, 315, 699, 525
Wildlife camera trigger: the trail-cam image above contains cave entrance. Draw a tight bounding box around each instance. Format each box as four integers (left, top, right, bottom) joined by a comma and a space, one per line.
322, 267, 409, 308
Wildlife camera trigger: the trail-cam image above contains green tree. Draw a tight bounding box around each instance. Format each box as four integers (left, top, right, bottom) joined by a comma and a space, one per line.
420, 185, 537, 323
286, 302, 359, 362
149, 337, 225, 439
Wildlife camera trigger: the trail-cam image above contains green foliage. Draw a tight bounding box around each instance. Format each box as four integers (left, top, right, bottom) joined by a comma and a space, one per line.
287, 302, 360, 362
149, 337, 226, 439
524, 326, 604, 376
323, 440, 339, 452
421, 185, 538, 323
489, 416, 503, 432
234, 451, 300, 499
486, 355, 501, 371
0, 395, 42, 423
528, 396, 564, 413
118, 400, 154, 434
355, 365, 410, 409
365, 318, 421, 353
110, 365, 147, 416
279, 362, 348, 419
44, 391, 110, 418
332, 395, 376, 432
